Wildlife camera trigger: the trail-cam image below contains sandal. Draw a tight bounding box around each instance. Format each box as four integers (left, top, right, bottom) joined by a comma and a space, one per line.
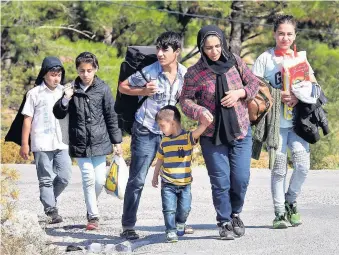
184, 225, 194, 234
120, 229, 140, 240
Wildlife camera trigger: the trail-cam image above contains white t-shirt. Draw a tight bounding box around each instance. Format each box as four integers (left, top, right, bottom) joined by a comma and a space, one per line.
22, 82, 68, 152
128, 61, 187, 134
252, 48, 314, 128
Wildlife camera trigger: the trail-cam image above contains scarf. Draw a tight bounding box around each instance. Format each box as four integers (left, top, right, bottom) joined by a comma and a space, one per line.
197, 25, 241, 145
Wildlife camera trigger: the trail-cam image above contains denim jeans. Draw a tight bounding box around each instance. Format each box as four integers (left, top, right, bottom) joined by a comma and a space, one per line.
200, 127, 252, 223
272, 127, 310, 214
122, 121, 162, 228
161, 183, 191, 233
34, 149, 72, 215
76, 156, 107, 219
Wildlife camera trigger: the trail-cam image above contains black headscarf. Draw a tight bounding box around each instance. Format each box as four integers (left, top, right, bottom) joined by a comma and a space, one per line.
35, 56, 65, 85
197, 25, 241, 145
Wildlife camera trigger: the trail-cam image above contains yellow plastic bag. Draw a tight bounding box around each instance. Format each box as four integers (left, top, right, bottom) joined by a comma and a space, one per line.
105, 155, 129, 199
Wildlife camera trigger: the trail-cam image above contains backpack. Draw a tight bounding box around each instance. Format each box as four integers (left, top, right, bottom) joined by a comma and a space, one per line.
114, 46, 158, 135
234, 56, 273, 125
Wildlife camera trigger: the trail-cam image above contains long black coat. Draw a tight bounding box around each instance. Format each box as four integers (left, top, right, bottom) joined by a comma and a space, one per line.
53, 76, 122, 158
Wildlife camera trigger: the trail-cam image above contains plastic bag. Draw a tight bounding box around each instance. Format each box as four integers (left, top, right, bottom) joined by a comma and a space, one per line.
105, 155, 129, 199
291, 80, 321, 104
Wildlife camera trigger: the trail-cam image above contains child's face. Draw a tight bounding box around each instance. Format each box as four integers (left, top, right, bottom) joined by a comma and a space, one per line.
44, 71, 62, 89
274, 23, 296, 51
157, 119, 175, 136
77, 62, 97, 86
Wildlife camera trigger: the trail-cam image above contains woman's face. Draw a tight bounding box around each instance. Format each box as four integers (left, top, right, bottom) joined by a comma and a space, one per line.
203, 35, 222, 62
274, 23, 296, 51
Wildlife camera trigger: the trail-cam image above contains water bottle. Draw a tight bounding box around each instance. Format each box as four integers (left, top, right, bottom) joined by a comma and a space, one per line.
115, 241, 132, 252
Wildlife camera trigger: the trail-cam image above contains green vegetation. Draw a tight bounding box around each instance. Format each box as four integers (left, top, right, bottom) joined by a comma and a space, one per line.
1, 1, 338, 169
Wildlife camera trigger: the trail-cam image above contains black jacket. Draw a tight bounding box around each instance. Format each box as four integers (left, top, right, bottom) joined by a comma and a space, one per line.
294, 91, 330, 144
53, 76, 122, 158
5, 56, 65, 146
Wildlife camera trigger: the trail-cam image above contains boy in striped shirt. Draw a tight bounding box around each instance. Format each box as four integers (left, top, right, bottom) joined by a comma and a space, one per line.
152, 105, 213, 243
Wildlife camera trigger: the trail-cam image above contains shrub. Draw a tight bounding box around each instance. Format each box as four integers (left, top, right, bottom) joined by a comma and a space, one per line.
0, 166, 20, 223
1, 140, 34, 164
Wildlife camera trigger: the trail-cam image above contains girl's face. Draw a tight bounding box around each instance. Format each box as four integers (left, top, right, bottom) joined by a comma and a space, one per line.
274, 23, 296, 51
203, 35, 222, 62
77, 62, 97, 86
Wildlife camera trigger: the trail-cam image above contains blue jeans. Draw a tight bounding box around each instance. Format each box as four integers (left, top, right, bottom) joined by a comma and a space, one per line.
272, 127, 310, 214
122, 121, 162, 228
161, 183, 191, 233
34, 149, 72, 215
200, 127, 252, 223
76, 156, 107, 220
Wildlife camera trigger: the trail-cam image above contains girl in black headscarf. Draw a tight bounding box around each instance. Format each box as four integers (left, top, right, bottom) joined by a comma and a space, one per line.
180, 25, 259, 240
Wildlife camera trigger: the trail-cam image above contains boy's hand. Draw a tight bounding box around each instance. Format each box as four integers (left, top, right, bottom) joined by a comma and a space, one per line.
152, 175, 159, 188
114, 144, 123, 156
20, 144, 30, 160
144, 81, 157, 96
63, 83, 74, 99
199, 110, 214, 127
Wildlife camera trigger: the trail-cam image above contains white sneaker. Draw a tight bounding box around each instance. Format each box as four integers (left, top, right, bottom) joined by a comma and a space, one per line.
166, 232, 178, 243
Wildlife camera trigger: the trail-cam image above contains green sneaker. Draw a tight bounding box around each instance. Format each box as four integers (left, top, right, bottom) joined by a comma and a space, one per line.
285, 202, 302, 227
273, 213, 289, 229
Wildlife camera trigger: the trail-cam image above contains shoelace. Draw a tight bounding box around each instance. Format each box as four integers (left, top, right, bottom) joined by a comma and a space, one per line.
232, 215, 244, 228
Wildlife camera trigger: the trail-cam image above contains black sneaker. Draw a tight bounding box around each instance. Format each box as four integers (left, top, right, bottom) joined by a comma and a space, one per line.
231, 213, 245, 237
47, 209, 63, 224
218, 221, 234, 240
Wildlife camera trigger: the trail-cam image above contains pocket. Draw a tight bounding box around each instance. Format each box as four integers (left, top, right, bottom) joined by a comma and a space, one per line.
133, 121, 150, 136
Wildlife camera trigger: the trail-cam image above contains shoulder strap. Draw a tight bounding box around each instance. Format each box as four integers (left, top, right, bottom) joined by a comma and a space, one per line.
233, 54, 244, 81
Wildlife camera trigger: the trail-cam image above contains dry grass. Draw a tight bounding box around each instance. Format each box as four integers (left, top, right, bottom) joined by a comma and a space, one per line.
1, 166, 20, 223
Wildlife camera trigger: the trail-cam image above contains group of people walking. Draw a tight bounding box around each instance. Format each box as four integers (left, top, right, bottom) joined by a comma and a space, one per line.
7, 14, 316, 242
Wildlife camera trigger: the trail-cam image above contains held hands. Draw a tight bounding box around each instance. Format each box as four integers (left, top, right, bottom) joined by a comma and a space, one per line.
113, 144, 123, 156
144, 81, 157, 96
63, 82, 74, 100
221, 90, 241, 108
199, 110, 214, 127
19, 144, 30, 160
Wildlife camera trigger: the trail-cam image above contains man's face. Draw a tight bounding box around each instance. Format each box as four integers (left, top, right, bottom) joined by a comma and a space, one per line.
156, 46, 179, 67
44, 71, 62, 89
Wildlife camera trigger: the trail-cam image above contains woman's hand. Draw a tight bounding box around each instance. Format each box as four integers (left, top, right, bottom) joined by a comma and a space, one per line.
288, 93, 299, 107
221, 90, 242, 108
114, 144, 123, 156
281, 90, 299, 107
63, 83, 74, 100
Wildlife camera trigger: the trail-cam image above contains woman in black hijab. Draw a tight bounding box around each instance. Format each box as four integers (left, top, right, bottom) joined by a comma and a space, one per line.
180, 25, 259, 240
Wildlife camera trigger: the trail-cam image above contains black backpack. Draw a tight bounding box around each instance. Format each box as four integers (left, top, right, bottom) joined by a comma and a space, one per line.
114, 46, 158, 135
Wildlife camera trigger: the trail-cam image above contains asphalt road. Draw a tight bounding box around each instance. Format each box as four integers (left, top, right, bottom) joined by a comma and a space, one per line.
6, 164, 339, 255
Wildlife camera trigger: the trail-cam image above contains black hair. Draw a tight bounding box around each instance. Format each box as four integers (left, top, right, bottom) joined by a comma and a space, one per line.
273, 15, 297, 32
75, 52, 99, 69
47, 66, 63, 73
155, 105, 181, 123
156, 31, 182, 52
